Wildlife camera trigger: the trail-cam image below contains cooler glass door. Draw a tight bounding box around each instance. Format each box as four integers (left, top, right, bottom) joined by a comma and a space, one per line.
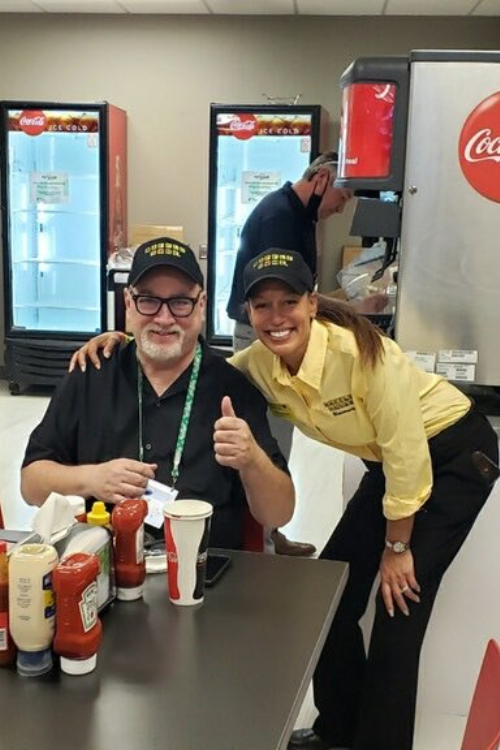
207, 107, 317, 344
5, 107, 102, 335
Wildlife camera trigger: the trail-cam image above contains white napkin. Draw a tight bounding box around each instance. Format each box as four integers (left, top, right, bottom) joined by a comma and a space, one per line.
31, 492, 79, 544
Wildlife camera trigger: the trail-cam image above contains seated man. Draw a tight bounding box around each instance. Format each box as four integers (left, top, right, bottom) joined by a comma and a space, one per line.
21, 238, 294, 550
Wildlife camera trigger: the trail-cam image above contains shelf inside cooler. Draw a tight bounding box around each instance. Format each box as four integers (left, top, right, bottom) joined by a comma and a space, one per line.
11, 258, 100, 265
10, 208, 100, 216
13, 303, 99, 312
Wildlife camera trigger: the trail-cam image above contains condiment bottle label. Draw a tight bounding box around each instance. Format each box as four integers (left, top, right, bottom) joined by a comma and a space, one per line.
136, 527, 145, 565
79, 581, 98, 633
0, 613, 8, 651
43, 573, 56, 619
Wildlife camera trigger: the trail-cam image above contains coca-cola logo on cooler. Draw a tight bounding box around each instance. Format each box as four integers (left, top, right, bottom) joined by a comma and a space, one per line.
459, 91, 500, 203
18, 109, 47, 136
229, 113, 258, 141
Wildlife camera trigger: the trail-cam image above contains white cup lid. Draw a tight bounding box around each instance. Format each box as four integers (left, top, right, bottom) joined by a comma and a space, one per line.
163, 499, 213, 520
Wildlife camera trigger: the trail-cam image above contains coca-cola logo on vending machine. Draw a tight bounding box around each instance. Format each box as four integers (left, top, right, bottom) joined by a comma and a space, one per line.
228, 113, 258, 140
459, 91, 500, 203
18, 110, 47, 136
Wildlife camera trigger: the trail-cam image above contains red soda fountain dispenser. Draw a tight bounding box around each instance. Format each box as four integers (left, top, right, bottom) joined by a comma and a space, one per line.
336, 57, 409, 192
335, 57, 410, 306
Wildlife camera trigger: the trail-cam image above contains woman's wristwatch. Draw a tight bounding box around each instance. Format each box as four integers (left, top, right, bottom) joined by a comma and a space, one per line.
385, 539, 410, 554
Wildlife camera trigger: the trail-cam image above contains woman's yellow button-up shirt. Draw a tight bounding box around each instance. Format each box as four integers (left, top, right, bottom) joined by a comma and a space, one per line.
230, 320, 470, 520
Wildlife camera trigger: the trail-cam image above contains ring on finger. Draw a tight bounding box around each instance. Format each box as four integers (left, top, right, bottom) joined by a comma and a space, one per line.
400, 585, 409, 594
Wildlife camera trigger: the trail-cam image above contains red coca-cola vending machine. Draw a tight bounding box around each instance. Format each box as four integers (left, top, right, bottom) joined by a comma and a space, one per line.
336, 50, 500, 388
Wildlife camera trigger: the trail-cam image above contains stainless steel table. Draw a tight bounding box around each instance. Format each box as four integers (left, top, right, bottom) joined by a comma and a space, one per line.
0, 549, 347, 750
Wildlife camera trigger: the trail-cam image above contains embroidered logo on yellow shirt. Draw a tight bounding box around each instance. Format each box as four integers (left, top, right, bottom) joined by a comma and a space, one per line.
269, 403, 295, 420
324, 394, 355, 416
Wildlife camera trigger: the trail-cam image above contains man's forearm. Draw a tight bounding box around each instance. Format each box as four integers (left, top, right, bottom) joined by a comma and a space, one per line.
21, 460, 95, 507
239, 447, 295, 528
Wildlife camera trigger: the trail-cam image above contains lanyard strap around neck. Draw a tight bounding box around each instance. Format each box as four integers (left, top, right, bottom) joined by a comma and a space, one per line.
137, 342, 202, 487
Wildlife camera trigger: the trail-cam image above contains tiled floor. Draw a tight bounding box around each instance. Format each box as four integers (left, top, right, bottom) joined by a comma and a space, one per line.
0, 378, 467, 748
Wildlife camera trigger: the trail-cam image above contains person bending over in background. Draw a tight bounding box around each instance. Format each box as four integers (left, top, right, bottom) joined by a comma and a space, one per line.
21, 238, 294, 552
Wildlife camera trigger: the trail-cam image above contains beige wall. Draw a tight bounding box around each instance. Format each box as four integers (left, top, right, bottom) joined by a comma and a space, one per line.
0, 13, 499, 364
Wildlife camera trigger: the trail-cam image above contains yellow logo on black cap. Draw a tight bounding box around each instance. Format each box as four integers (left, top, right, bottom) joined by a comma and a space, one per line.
145, 240, 186, 259
252, 252, 295, 270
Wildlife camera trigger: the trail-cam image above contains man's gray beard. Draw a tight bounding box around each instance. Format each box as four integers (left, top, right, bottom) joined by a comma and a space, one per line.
138, 328, 184, 362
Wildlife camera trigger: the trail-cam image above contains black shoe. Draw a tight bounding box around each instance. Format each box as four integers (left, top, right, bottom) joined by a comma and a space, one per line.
288, 728, 350, 750
271, 530, 316, 557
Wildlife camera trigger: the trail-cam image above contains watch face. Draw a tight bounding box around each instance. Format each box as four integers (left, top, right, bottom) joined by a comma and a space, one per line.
393, 541, 407, 554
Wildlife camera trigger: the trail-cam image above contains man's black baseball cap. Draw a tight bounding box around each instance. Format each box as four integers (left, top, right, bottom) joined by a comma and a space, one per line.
243, 249, 314, 299
129, 237, 204, 287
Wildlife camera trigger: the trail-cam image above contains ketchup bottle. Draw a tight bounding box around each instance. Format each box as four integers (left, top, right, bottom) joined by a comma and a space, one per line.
111, 499, 148, 601
0, 541, 16, 667
53, 553, 102, 675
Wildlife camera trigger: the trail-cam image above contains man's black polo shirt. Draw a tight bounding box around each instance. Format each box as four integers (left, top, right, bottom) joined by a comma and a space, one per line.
23, 339, 287, 550
226, 181, 317, 324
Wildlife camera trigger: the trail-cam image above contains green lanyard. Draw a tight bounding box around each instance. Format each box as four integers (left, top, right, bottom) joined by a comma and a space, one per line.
137, 342, 202, 488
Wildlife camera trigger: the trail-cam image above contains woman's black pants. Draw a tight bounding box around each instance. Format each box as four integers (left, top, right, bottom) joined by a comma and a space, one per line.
312, 408, 498, 750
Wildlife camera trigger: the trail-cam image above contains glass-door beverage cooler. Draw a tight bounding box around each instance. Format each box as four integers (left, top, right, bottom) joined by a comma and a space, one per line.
206, 104, 328, 347
0, 100, 127, 393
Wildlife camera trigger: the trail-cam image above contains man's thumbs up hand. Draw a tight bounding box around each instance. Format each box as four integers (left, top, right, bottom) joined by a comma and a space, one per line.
220, 395, 236, 419
214, 396, 257, 469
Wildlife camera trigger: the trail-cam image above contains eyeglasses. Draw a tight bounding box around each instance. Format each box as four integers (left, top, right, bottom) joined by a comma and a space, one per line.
131, 292, 201, 318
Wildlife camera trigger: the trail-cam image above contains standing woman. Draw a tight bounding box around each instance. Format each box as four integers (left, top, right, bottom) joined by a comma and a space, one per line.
233, 250, 498, 750
69, 248, 499, 750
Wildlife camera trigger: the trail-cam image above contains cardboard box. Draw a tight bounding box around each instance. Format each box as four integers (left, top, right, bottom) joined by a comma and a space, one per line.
342, 244, 362, 268
130, 224, 184, 247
